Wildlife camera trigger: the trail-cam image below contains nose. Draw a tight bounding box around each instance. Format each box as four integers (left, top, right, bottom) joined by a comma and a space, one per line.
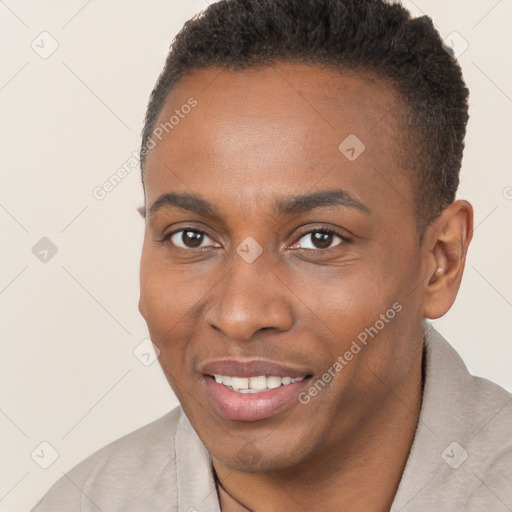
204, 252, 294, 342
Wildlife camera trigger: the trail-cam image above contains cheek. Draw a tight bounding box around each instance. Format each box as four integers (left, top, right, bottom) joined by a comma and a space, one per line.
139, 251, 216, 374
139, 258, 191, 379
139, 263, 192, 394
339, 276, 421, 393
140, 268, 178, 335
304, 259, 416, 381
139, 247, 199, 335
307, 264, 401, 332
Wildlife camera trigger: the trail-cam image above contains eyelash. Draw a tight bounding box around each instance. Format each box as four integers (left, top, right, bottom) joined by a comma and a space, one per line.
158, 226, 351, 254
159, 227, 211, 248
299, 227, 351, 252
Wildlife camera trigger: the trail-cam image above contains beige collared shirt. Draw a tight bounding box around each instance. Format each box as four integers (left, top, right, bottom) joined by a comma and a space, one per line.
32, 323, 512, 511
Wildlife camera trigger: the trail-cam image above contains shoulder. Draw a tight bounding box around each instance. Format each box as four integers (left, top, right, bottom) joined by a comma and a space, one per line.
465, 374, 512, 509
31, 406, 183, 512
393, 325, 512, 510
428, 325, 512, 465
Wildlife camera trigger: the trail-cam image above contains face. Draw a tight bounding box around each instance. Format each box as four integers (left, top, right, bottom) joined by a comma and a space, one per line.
139, 63, 428, 473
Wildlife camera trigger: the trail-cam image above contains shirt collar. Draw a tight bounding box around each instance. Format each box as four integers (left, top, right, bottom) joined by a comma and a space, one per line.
390, 321, 473, 509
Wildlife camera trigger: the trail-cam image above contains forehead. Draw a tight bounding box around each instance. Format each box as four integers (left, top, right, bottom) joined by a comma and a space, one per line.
143, 63, 410, 218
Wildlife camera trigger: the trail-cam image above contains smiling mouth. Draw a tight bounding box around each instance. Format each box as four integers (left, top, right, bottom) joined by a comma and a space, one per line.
211, 374, 309, 393
204, 372, 313, 421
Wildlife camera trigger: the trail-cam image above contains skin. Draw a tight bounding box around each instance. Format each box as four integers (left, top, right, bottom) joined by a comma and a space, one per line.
138, 63, 473, 511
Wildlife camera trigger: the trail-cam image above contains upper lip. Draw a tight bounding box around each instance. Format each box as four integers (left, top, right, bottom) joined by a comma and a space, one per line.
200, 359, 312, 378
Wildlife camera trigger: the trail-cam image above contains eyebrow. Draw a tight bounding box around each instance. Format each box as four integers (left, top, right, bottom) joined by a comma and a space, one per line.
147, 192, 221, 220
275, 189, 371, 216
146, 188, 371, 220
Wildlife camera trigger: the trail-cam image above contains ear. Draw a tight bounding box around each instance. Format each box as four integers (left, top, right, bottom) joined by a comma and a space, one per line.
421, 200, 474, 319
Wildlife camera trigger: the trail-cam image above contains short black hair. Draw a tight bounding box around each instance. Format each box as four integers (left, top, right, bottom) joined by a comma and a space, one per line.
140, 0, 469, 231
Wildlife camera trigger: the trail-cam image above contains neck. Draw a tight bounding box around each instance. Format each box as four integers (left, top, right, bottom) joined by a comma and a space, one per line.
213, 341, 424, 512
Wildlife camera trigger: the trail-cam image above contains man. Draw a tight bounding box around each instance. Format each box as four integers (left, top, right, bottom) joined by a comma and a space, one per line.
32, 0, 512, 510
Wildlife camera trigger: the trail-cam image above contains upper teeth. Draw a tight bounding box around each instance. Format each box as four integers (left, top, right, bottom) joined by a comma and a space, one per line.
213, 374, 304, 393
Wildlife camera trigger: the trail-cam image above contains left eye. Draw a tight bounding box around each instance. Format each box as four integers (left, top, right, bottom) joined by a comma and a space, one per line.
168, 229, 218, 249
292, 230, 345, 250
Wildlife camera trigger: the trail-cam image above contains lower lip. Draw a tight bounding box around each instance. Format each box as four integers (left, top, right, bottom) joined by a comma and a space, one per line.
204, 376, 309, 422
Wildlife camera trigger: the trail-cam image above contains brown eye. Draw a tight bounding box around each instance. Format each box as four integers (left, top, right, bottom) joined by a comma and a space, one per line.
293, 230, 346, 251
310, 232, 334, 249
169, 229, 217, 249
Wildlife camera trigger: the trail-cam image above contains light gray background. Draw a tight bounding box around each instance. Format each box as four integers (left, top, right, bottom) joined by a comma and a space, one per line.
1, 1, 511, 510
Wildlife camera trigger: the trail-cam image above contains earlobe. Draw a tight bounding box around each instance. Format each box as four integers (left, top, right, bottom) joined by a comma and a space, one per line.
422, 200, 473, 319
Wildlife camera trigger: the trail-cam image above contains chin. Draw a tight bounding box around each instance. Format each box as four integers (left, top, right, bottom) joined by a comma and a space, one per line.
224, 452, 299, 474
210, 433, 313, 474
